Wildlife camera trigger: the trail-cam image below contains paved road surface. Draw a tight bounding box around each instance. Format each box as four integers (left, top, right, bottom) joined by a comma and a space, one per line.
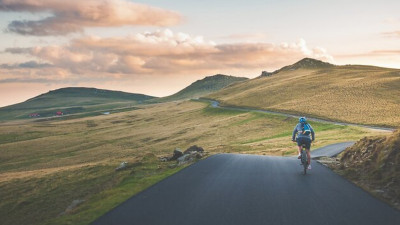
91, 150, 400, 225
311, 142, 355, 158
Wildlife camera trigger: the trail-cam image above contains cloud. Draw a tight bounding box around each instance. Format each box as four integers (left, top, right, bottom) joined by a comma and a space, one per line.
0, 0, 182, 36
382, 30, 400, 38
1, 60, 53, 69
383, 18, 400, 24
0, 78, 54, 84
217, 33, 268, 41
4, 29, 334, 80
371, 50, 400, 55
336, 50, 400, 58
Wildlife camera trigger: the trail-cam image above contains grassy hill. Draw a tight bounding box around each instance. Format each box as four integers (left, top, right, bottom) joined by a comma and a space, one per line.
208, 58, 400, 127
333, 130, 400, 209
0, 87, 156, 121
154, 74, 248, 102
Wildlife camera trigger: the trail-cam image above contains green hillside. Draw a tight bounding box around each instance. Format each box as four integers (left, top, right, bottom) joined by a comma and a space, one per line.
209, 58, 400, 127
0, 87, 156, 120
154, 74, 248, 102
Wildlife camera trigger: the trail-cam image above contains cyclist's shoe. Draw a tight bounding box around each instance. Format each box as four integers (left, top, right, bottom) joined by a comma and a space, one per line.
307, 164, 312, 170
297, 154, 301, 159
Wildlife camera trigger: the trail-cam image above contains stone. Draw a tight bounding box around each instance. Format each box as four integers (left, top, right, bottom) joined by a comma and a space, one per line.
115, 162, 128, 171
183, 145, 204, 154
177, 151, 203, 165
159, 157, 169, 162
170, 148, 183, 160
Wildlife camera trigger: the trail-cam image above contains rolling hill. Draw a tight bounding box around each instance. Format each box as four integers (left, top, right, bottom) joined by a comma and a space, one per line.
208, 58, 400, 127
0, 87, 156, 120
153, 74, 248, 102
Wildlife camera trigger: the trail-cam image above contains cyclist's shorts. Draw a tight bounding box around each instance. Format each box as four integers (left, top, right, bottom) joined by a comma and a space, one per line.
296, 136, 311, 149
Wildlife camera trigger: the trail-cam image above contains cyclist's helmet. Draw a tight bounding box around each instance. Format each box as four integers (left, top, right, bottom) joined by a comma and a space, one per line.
299, 117, 307, 124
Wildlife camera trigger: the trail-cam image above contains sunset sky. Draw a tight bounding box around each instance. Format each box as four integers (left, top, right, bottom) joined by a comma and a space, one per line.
0, 0, 399, 107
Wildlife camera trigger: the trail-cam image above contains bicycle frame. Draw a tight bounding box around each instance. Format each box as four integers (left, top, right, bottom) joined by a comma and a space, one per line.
300, 144, 309, 175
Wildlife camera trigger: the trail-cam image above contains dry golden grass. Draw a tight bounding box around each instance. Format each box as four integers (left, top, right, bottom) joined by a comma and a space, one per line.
0, 100, 389, 225
330, 130, 400, 210
209, 66, 400, 127
0, 100, 385, 174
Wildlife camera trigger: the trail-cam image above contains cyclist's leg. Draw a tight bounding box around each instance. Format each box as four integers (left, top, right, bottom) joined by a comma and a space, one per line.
305, 138, 312, 165
296, 138, 302, 158
306, 148, 311, 165
297, 145, 302, 154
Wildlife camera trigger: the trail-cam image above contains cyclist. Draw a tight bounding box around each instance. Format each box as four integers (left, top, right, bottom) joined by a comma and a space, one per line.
292, 117, 315, 169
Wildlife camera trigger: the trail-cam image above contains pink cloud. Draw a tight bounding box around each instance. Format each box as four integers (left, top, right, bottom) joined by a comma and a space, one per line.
4, 29, 334, 79
0, 0, 182, 35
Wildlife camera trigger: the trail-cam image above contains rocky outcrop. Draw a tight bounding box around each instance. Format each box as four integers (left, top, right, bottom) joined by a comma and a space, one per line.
183, 145, 204, 154
178, 151, 204, 166
160, 146, 206, 164
330, 130, 400, 210
260, 71, 272, 77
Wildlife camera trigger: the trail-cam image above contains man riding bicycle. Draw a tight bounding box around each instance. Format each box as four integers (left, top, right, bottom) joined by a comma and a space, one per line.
292, 117, 315, 169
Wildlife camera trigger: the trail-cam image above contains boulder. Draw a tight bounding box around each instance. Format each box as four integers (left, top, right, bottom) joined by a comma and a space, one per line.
184, 145, 204, 155
159, 157, 169, 162
170, 148, 183, 160
177, 151, 204, 165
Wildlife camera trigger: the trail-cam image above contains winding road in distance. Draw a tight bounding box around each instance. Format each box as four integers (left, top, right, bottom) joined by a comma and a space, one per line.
208, 100, 395, 132
91, 101, 399, 225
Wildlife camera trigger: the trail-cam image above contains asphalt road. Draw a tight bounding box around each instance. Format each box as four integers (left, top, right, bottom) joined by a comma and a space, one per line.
91, 146, 400, 225
311, 142, 355, 158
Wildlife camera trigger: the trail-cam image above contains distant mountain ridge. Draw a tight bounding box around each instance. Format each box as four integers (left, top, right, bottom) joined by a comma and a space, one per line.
0, 87, 156, 120
28, 87, 155, 104
10, 87, 156, 110
279, 58, 334, 71
258, 58, 334, 78
155, 74, 248, 102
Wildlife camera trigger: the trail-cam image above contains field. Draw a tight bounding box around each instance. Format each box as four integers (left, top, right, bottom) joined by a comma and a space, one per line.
209, 65, 400, 127
0, 100, 388, 225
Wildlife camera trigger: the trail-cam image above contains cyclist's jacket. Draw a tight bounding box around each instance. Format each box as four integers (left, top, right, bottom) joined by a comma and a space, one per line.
292, 123, 315, 141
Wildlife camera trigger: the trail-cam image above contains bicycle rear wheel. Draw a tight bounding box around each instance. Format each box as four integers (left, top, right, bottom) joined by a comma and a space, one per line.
301, 150, 308, 175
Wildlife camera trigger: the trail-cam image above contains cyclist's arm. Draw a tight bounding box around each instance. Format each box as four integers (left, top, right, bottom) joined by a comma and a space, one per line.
310, 125, 315, 141
292, 125, 298, 141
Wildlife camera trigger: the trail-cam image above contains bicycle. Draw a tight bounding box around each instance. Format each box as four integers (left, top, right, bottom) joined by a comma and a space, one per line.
300, 143, 309, 175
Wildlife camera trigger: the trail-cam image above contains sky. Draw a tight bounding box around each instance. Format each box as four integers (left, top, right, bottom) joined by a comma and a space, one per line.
0, 0, 399, 107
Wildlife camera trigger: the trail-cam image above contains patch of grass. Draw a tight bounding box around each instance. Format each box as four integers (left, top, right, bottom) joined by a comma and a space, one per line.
239, 131, 293, 144
0, 131, 48, 144
202, 105, 245, 116
86, 120, 98, 128
45, 157, 184, 225
230, 112, 265, 126
0, 164, 119, 225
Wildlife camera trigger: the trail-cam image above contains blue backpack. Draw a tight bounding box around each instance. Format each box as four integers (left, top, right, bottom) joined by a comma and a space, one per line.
302, 123, 311, 135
